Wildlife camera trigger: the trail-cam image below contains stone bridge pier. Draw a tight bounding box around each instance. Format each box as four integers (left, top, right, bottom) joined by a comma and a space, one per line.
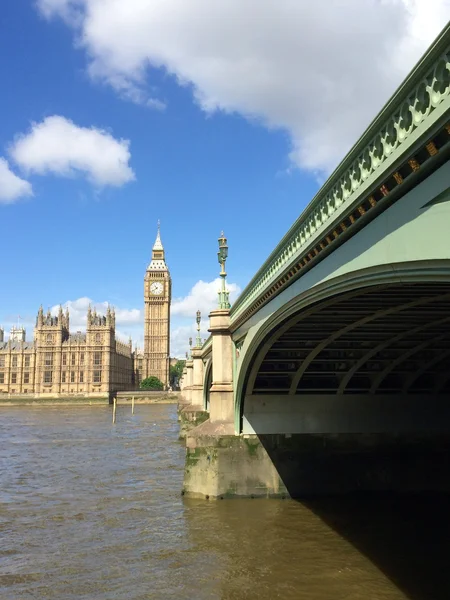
183, 306, 255, 498
178, 336, 209, 438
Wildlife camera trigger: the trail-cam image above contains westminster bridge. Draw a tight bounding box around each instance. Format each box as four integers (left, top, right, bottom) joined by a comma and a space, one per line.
179, 24, 450, 499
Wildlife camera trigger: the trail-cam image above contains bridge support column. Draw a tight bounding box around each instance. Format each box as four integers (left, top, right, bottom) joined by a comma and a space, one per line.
190, 348, 204, 407
208, 308, 234, 424
178, 360, 193, 423
179, 348, 209, 438
179, 366, 187, 393
180, 359, 193, 405
183, 308, 252, 497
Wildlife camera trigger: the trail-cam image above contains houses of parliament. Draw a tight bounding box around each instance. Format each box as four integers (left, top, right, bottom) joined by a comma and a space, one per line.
0, 227, 171, 398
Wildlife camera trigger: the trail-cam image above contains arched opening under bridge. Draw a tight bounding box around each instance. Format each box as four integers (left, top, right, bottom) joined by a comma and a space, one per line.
236, 270, 450, 496
203, 359, 212, 411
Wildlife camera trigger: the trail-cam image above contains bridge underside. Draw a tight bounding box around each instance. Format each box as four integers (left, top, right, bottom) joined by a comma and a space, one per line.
213, 280, 450, 498
249, 281, 450, 399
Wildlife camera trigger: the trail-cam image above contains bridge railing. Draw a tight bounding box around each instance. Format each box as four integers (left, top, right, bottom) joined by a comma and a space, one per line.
229, 23, 450, 328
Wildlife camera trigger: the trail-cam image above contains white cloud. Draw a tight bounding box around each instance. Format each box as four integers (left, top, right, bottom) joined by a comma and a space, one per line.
50, 297, 142, 343
0, 158, 33, 204
48, 283, 238, 356
9, 115, 135, 187
36, 0, 450, 174
36, 0, 83, 24
170, 323, 211, 359
4, 280, 240, 356
146, 98, 166, 111
171, 278, 241, 318
169, 278, 241, 358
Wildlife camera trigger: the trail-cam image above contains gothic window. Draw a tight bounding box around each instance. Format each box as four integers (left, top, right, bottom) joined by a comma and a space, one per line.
23, 373, 29, 384
11, 373, 17, 384
79, 371, 84, 383
62, 372, 66, 383
94, 352, 102, 366
93, 370, 101, 383
71, 353, 76, 366
0, 357, 4, 368
12, 356, 17, 368
0, 373, 4, 384
62, 354, 67, 366
44, 371, 52, 383
80, 353, 84, 365
44, 352, 53, 366
47, 333, 53, 343
24, 356, 30, 368
95, 333, 101, 343
70, 371, 75, 383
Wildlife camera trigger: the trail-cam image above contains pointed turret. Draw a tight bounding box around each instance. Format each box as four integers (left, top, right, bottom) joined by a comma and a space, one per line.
37, 305, 44, 327
147, 220, 167, 271
153, 220, 163, 251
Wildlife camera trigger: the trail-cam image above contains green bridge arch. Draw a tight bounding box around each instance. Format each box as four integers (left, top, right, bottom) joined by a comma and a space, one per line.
234, 260, 450, 432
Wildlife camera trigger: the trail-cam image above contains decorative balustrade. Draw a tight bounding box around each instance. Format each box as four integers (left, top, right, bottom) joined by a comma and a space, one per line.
229, 26, 450, 326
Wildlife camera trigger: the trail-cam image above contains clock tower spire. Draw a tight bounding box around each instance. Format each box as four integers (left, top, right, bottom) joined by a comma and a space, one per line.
143, 221, 171, 388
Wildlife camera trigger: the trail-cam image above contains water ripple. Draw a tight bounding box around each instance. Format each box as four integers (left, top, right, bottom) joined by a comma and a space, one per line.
2, 405, 449, 599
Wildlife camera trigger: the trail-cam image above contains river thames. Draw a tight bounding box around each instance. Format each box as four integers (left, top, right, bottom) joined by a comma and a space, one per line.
1, 404, 449, 599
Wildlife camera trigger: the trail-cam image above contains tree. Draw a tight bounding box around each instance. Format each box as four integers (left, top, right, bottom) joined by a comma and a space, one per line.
170, 360, 186, 389
140, 376, 164, 391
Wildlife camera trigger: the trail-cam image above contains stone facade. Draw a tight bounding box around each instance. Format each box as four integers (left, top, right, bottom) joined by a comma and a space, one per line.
0, 226, 171, 397
0, 306, 133, 398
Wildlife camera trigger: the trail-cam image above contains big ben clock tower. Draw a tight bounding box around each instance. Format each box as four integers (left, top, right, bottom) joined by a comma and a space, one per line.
144, 223, 171, 387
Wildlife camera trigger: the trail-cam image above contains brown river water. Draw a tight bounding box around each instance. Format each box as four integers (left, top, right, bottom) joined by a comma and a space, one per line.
1, 405, 449, 600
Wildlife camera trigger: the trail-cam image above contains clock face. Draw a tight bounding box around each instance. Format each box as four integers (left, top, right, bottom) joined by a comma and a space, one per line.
150, 281, 164, 296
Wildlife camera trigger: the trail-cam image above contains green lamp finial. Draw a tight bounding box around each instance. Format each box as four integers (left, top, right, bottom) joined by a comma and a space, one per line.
195, 310, 202, 348
217, 231, 231, 309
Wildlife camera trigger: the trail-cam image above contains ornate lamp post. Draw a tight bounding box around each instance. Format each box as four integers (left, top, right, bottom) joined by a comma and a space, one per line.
188, 336, 192, 358
196, 310, 202, 348
217, 231, 231, 309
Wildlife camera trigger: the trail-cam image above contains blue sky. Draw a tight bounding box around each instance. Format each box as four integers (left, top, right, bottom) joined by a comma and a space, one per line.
0, 1, 448, 356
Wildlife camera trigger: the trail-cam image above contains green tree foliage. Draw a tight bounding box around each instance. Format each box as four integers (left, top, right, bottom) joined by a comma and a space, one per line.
170, 360, 186, 389
140, 376, 164, 391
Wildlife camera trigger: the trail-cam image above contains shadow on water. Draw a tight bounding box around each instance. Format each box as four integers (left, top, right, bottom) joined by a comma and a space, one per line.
255, 438, 450, 599
184, 491, 450, 600
253, 434, 450, 599
302, 492, 450, 600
